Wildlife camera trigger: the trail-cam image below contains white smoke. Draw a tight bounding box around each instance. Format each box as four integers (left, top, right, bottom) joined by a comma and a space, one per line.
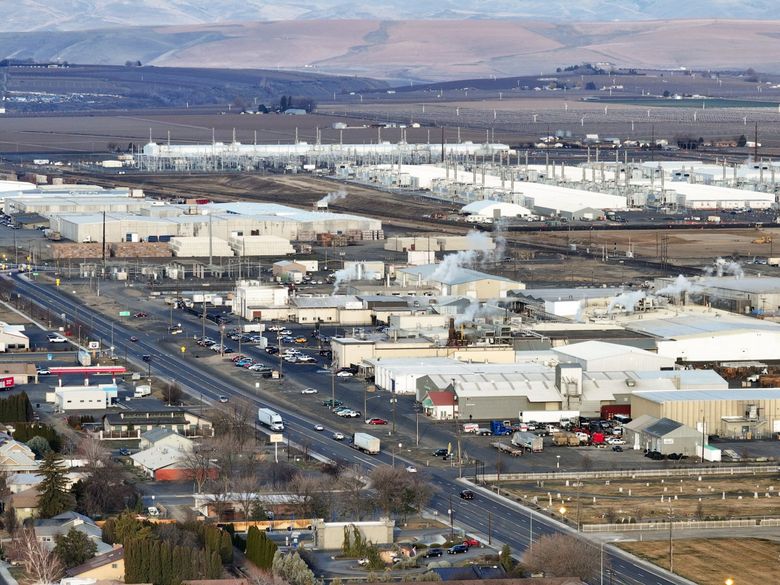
317, 189, 348, 207
455, 298, 481, 326
607, 290, 647, 313
430, 230, 495, 282
656, 274, 695, 298
704, 257, 744, 279
332, 263, 376, 293
491, 217, 508, 262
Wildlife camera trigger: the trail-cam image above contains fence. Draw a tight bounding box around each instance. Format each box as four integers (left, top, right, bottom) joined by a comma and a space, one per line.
583, 519, 761, 532
482, 464, 780, 483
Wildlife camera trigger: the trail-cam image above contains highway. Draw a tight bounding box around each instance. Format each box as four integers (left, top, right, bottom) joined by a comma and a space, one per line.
11, 272, 690, 585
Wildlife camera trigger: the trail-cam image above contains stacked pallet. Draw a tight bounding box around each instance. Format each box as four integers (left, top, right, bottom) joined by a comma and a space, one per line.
51, 243, 104, 259
110, 242, 172, 258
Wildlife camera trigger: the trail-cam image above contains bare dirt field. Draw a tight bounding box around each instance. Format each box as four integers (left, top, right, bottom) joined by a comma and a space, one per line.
501, 473, 780, 525
618, 538, 780, 585
524, 227, 780, 268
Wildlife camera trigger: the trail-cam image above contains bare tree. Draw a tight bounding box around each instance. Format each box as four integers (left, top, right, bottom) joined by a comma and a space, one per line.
232, 467, 262, 520
77, 437, 108, 472
162, 382, 183, 406
205, 475, 234, 521
369, 466, 415, 518
179, 444, 215, 493
522, 534, 599, 581
9, 528, 63, 584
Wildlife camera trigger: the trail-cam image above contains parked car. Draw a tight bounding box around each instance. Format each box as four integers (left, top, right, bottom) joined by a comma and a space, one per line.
447, 544, 468, 555
463, 537, 480, 548
322, 399, 343, 408
612, 445, 624, 453
336, 371, 354, 377
36, 368, 50, 376
366, 418, 388, 425
423, 548, 443, 558
459, 490, 475, 500
133, 312, 148, 318
118, 448, 131, 456
645, 450, 665, 460
433, 448, 449, 457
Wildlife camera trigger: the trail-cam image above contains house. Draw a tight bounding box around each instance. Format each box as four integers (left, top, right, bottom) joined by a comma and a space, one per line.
0, 438, 40, 473
34, 511, 112, 554
6, 470, 85, 494
422, 391, 456, 420
9, 486, 40, 520
64, 547, 125, 582
139, 428, 194, 452
102, 410, 211, 437
130, 445, 216, 481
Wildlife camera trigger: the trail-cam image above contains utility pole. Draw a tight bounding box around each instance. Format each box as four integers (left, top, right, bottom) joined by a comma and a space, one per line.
488, 511, 492, 544
448, 494, 454, 540
201, 302, 206, 341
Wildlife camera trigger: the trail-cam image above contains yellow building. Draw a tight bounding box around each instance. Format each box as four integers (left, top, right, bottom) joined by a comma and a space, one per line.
65, 547, 125, 582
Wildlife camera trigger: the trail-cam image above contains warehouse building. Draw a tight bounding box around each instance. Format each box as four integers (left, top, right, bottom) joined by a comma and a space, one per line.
52, 384, 119, 412
513, 287, 624, 320
460, 199, 532, 222
228, 235, 294, 257
170, 236, 234, 257
385, 234, 496, 253
656, 182, 775, 210
233, 281, 289, 320
397, 264, 523, 298
622, 312, 780, 363
631, 389, 780, 440
623, 415, 702, 456
552, 341, 676, 372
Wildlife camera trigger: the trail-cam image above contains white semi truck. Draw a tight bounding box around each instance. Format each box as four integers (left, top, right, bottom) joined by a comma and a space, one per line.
257, 407, 284, 431
351, 432, 380, 455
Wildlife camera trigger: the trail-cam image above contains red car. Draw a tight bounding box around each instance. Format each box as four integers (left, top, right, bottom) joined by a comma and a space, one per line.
463, 537, 480, 548
231, 355, 247, 362
366, 418, 388, 425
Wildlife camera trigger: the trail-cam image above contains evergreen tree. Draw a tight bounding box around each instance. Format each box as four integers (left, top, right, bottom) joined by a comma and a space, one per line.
37, 452, 75, 518
54, 527, 97, 568
160, 541, 173, 585
220, 530, 232, 564
208, 550, 221, 579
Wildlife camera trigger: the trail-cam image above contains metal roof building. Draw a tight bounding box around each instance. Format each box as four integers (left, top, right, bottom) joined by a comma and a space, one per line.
631, 388, 780, 440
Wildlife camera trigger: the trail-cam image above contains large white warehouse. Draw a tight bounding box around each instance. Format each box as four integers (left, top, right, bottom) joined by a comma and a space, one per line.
460, 199, 532, 221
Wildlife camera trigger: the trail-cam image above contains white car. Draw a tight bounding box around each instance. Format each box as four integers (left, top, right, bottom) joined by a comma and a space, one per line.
219, 396, 229, 403
268, 325, 284, 332
47, 334, 67, 343
336, 371, 353, 377
332, 432, 345, 440
607, 437, 625, 445
314, 424, 324, 431
301, 388, 319, 394
405, 465, 417, 473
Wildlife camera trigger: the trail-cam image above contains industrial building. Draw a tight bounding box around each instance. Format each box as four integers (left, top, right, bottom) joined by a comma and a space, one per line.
654, 276, 780, 315
52, 384, 119, 412
631, 388, 780, 440
552, 341, 676, 372
52, 201, 381, 245
385, 234, 496, 253
233, 282, 289, 320
512, 287, 624, 320
397, 264, 523, 298
460, 200, 532, 221
228, 235, 294, 257
623, 415, 702, 456
621, 311, 780, 363
653, 182, 775, 210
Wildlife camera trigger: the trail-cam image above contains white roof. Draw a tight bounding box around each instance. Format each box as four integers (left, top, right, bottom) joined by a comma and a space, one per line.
460, 200, 531, 216
664, 182, 775, 202
553, 340, 659, 361
130, 445, 187, 471
623, 312, 780, 339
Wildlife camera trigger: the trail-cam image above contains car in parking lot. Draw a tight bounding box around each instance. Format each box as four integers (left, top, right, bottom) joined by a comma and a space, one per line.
447, 544, 468, 555
645, 450, 664, 460
366, 418, 388, 425
459, 490, 475, 500
294, 337, 307, 344
322, 399, 343, 408
463, 537, 480, 547
36, 368, 50, 376
133, 312, 148, 318
336, 371, 354, 377
118, 448, 131, 456
423, 548, 443, 558
47, 333, 68, 343
612, 445, 624, 452
432, 448, 449, 457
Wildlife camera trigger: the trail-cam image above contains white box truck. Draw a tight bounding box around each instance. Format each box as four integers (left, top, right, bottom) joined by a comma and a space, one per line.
134, 385, 151, 398
351, 432, 380, 455
257, 407, 284, 431
512, 431, 544, 453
